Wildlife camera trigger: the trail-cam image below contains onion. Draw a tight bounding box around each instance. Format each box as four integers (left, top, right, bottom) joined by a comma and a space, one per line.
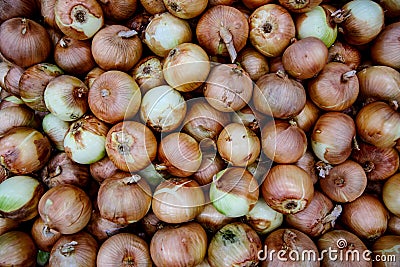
150, 222, 208, 267
0, 0, 38, 23
0, 231, 37, 267
292, 99, 321, 133
89, 156, 119, 184
84, 67, 105, 89
196, 5, 249, 62
253, 70, 306, 119
311, 112, 356, 164
49, 232, 98, 267
379, 0, 400, 17
217, 123, 261, 167
195, 202, 235, 234
54, 36, 96, 76
0, 175, 44, 222
38, 184, 92, 235
140, 211, 166, 238
144, 12, 192, 57
372, 235, 400, 267
132, 56, 166, 94
0, 106, 39, 137
163, 43, 210, 93
260, 228, 319, 266
163, 0, 207, 19
237, 47, 269, 81
388, 215, 400, 235
261, 164, 314, 214
140, 0, 166, 14
383, 173, 400, 217
137, 163, 170, 189
242, 0, 273, 10
42, 113, 70, 151
0, 217, 18, 236
294, 150, 319, 184
99, 0, 138, 21
328, 40, 362, 70
261, 120, 308, 164
193, 148, 226, 186
0, 126, 51, 175
204, 64, 253, 112
92, 25, 143, 71
86, 209, 126, 242
0, 18, 51, 68
54, 0, 104, 40
97, 172, 152, 225
249, 4, 295, 57
64, 115, 109, 165
44, 75, 89, 122
140, 85, 187, 133
19, 63, 63, 112
317, 230, 372, 267
40, 0, 57, 28
341, 194, 389, 241
308, 62, 359, 111
4, 64, 23, 97
31, 217, 61, 252
278, 0, 322, 13
231, 105, 265, 132
210, 167, 259, 217
282, 37, 329, 80
371, 22, 400, 70
40, 152, 90, 189
89, 70, 141, 124
351, 141, 399, 181
244, 198, 283, 235
208, 222, 262, 267
152, 178, 205, 223
97, 233, 152, 266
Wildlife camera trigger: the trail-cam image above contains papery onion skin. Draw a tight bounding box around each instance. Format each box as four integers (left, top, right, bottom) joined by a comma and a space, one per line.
38, 184, 92, 235
42, 113, 70, 151
97, 233, 152, 266
84, 67, 105, 89
97, 172, 152, 225
379, 0, 400, 17
371, 22, 400, 68
0, 231, 37, 267
4, 64, 24, 97
49, 231, 98, 267
282, 37, 329, 80
278, 0, 323, 13
237, 47, 269, 81
0, 127, 51, 175
100, 0, 138, 21
132, 56, 166, 94
294, 150, 319, 184
89, 156, 119, 184
195, 202, 235, 234
328, 40, 362, 70
383, 173, 400, 217
249, 4, 295, 58
86, 209, 126, 242
0, 106, 39, 137
208, 222, 262, 267
0, 0, 38, 23
163, 0, 208, 19
31, 217, 62, 252
372, 235, 400, 267
150, 222, 208, 267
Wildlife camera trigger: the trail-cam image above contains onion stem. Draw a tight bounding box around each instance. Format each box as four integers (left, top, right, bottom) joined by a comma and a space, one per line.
118, 30, 138, 38
219, 26, 237, 63
59, 241, 78, 256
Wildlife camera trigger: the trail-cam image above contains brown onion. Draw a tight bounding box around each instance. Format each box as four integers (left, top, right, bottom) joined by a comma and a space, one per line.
311, 112, 356, 164
140, 211, 166, 238
84, 67, 105, 89
254, 71, 306, 118
372, 235, 400, 267
0, 0, 38, 23
31, 217, 61, 252
195, 202, 235, 234
92, 25, 142, 71
0, 106, 39, 136
193, 149, 226, 186
99, 0, 137, 21
328, 40, 362, 70
319, 160, 367, 203
152, 178, 205, 223
261, 164, 314, 214
0, 18, 51, 68
351, 141, 399, 181
150, 222, 208, 267
49, 231, 98, 267
54, 36, 95, 76
278, 0, 322, 13
383, 173, 400, 217
196, 5, 249, 62
0, 217, 18, 236
341, 194, 389, 241
4, 64, 23, 97
261, 120, 308, 164
38, 184, 92, 234
294, 150, 319, 184
0, 231, 37, 267
388, 215, 400, 235
140, 0, 166, 14
356, 101, 400, 148
97, 233, 152, 266
237, 47, 269, 81
97, 172, 152, 224
163, 0, 207, 19
371, 22, 400, 70
42, 113, 70, 151
132, 56, 166, 94
282, 37, 329, 80
40, 152, 90, 189
249, 4, 296, 57
89, 156, 120, 184
86, 209, 126, 242
292, 99, 321, 133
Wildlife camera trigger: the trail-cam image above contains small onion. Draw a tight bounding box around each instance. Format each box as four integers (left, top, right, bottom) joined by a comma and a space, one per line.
341, 194, 389, 241
244, 198, 283, 235
99, 0, 138, 21
0, 175, 44, 222
0, 127, 51, 175
328, 40, 362, 69
144, 12, 192, 57
163, 0, 208, 19
371, 22, 400, 70
86, 209, 126, 242
237, 47, 269, 81
210, 167, 259, 217
311, 112, 356, 164
208, 222, 262, 267
163, 43, 210, 93
92, 25, 143, 71
261, 164, 314, 214
195, 202, 235, 234
193, 149, 226, 186
54, 0, 104, 40
372, 235, 400, 267
379, 0, 400, 17
49, 232, 98, 267
42, 113, 70, 151
278, 0, 323, 13
132, 56, 166, 94
97, 233, 152, 266
217, 123, 261, 167
4, 64, 24, 97
0, 106, 39, 137
388, 215, 400, 235
141, 211, 166, 238
44, 75, 89, 122
292, 99, 321, 133
231, 105, 265, 132
282, 37, 329, 80
89, 156, 119, 184
40, 152, 90, 189
152, 178, 205, 224
140, 0, 166, 14
140, 85, 187, 132
150, 222, 208, 267
249, 4, 295, 58
19, 63, 63, 112
0, 231, 37, 267
0, 62, 11, 90
38, 184, 92, 235
0, 18, 51, 68
31, 217, 61, 252
383, 173, 400, 217
97, 172, 152, 224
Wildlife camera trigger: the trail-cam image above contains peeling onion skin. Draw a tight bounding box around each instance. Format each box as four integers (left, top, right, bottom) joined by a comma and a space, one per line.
278, 0, 323, 13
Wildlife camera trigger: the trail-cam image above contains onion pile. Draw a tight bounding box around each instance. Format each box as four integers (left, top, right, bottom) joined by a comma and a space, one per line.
0, 0, 399, 266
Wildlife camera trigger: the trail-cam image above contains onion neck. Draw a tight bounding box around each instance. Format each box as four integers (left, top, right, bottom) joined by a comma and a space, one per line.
59, 37, 70, 48
341, 70, 356, 82
59, 241, 78, 256
316, 161, 333, 178
363, 161, 375, 173
20, 18, 28, 35
219, 26, 237, 63
282, 229, 297, 250
118, 30, 138, 39
331, 9, 351, 24
322, 205, 342, 227
122, 174, 141, 185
